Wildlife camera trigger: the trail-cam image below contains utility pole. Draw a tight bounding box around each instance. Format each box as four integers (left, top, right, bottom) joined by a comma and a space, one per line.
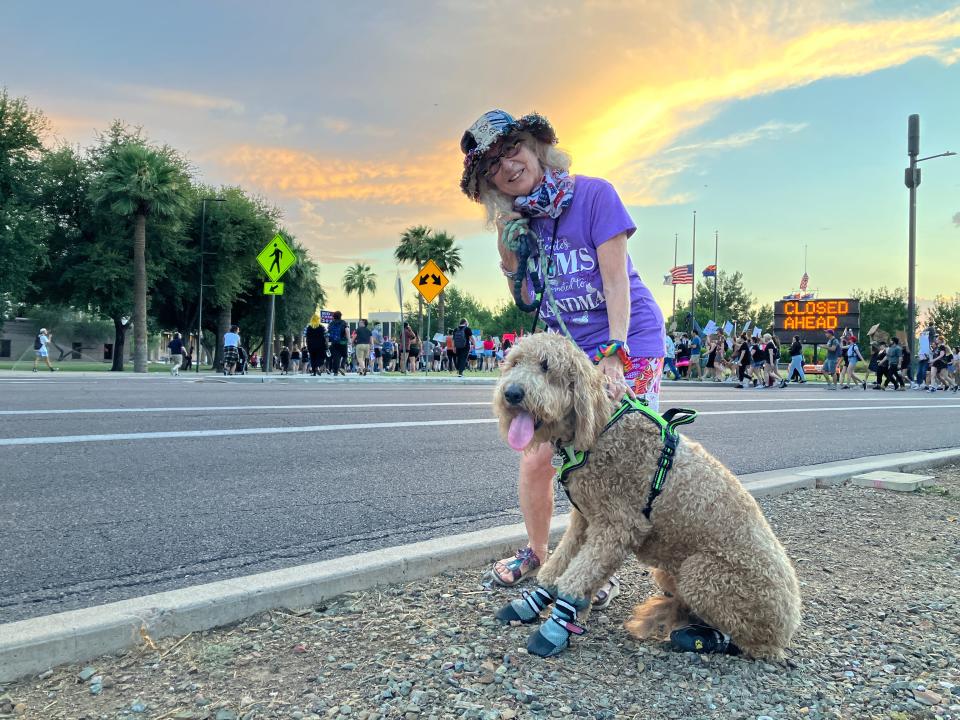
195, 197, 225, 373
903, 113, 956, 359
713, 230, 719, 321
690, 210, 696, 333
672, 232, 678, 318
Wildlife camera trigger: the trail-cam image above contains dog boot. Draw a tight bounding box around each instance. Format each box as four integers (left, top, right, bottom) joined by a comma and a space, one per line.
526, 594, 588, 657
670, 623, 741, 656
495, 585, 554, 624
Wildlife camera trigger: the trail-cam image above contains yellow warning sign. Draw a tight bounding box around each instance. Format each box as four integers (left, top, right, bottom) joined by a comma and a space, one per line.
263, 282, 284, 295
257, 234, 297, 282
411, 259, 449, 304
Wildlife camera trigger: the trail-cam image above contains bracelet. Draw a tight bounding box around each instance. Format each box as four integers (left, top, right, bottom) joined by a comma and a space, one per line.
499, 261, 520, 279
593, 340, 630, 366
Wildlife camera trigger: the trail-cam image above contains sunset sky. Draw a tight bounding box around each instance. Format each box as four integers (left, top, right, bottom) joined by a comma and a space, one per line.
4, 0, 959, 320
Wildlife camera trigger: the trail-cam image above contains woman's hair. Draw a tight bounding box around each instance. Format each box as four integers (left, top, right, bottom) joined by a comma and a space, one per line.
333, 311, 342, 320
477, 131, 572, 226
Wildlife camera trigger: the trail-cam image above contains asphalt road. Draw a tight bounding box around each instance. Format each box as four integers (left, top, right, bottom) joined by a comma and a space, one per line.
2, 372, 959, 624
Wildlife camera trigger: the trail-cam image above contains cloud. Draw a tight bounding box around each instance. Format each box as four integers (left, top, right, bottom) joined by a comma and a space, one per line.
219, 143, 462, 208
953, 211, 960, 227
565, 6, 960, 199
118, 85, 245, 114
666, 122, 809, 155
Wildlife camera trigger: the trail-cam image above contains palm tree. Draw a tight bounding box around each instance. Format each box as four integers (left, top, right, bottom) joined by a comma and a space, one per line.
91, 142, 189, 372
342, 262, 378, 320
394, 225, 432, 336
425, 230, 462, 332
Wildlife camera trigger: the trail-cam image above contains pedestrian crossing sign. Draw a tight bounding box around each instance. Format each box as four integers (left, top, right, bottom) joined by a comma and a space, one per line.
257, 234, 297, 282
263, 282, 285, 295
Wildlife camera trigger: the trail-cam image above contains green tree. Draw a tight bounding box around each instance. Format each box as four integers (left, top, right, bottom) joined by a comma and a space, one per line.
851, 286, 908, 339
0, 89, 49, 323
91, 139, 190, 371
424, 230, 462, 332
925, 294, 960, 347
394, 225, 432, 336
342, 262, 377, 320
488, 299, 536, 337
439, 286, 494, 334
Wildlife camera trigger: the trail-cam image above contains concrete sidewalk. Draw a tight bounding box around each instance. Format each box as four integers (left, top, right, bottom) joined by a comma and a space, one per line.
3, 446, 959, 682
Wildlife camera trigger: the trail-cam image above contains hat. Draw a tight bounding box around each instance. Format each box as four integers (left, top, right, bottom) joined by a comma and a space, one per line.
39, 328, 47, 334
459, 109, 558, 201
825, 329, 835, 335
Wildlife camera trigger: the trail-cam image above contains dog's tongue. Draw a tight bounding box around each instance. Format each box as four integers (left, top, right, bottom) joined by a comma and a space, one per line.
507, 412, 535, 451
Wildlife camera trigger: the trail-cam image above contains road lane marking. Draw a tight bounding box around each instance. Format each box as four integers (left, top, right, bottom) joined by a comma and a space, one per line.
0, 396, 951, 416
0, 402, 492, 416
0, 418, 501, 446
1, 404, 959, 446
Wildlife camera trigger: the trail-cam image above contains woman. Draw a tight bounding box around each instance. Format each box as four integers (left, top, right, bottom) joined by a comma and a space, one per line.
931, 337, 957, 392
460, 109, 665, 607
762, 333, 786, 389
326, 311, 349, 375
786, 335, 805, 384
403, 323, 420, 373
841, 333, 866, 390
305, 313, 327, 376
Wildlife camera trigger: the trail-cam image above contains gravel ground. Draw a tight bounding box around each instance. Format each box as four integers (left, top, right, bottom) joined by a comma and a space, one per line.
3, 467, 959, 720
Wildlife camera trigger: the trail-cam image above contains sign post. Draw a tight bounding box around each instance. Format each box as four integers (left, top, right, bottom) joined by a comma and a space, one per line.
410, 260, 449, 374
257, 234, 298, 373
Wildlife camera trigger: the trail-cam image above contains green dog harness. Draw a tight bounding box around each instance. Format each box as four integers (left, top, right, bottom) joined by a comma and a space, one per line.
552, 397, 698, 519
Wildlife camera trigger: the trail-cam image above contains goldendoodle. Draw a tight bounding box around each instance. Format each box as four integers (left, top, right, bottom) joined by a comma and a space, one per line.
492, 332, 801, 659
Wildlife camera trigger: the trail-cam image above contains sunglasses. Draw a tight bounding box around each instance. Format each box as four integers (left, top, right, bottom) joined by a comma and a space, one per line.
481, 138, 522, 180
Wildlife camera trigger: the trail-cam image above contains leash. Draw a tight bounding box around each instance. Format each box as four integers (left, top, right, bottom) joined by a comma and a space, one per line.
552, 397, 698, 518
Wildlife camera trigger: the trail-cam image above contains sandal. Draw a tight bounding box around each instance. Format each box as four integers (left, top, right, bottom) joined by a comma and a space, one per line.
491, 547, 541, 587
592, 576, 620, 610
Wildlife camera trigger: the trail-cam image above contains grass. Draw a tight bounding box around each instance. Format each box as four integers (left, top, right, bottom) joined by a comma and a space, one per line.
0, 360, 195, 373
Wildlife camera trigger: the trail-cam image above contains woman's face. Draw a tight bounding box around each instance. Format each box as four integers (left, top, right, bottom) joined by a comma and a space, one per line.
483, 137, 543, 197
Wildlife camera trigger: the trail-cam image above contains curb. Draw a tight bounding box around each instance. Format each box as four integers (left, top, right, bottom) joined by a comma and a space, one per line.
3, 447, 959, 682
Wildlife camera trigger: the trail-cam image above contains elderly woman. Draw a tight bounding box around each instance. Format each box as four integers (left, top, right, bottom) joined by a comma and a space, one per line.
460, 109, 665, 606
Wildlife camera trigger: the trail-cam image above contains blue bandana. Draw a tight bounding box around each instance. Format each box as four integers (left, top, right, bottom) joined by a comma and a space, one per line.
513, 167, 574, 219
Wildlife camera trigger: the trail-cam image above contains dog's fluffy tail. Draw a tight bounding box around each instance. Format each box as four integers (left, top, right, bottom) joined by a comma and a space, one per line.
625, 594, 690, 641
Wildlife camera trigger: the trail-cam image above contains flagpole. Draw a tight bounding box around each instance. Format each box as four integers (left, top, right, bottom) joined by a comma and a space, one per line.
713, 229, 719, 322
690, 211, 696, 333
672, 232, 678, 319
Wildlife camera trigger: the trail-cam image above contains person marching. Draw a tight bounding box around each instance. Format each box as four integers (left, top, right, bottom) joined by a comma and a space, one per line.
459, 109, 665, 622
822, 329, 840, 390
32, 328, 57, 372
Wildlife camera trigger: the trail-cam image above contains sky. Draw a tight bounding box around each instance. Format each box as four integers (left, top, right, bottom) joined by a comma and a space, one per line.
3, 0, 959, 320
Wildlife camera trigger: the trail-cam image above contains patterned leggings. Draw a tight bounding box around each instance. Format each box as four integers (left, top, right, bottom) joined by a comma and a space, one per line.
624, 356, 664, 411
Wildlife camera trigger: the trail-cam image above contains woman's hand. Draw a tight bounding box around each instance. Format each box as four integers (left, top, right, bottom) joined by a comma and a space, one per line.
598, 355, 635, 402
496, 211, 523, 267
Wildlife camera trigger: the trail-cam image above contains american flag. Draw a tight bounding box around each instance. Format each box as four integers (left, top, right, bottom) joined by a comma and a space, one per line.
671, 264, 694, 284
799, 272, 809, 291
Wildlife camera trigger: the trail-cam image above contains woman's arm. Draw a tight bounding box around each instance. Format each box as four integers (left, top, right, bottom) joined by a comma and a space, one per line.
596, 233, 631, 342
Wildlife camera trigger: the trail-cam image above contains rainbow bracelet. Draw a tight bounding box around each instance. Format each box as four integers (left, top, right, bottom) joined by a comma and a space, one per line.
593, 340, 629, 366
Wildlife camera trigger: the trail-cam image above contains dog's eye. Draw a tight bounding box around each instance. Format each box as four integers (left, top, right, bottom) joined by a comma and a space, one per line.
540, 358, 549, 372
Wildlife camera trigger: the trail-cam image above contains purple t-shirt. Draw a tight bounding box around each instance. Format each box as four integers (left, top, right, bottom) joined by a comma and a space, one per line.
526, 176, 665, 358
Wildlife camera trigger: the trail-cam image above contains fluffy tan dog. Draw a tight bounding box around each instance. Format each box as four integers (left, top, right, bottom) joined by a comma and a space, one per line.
493, 333, 801, 659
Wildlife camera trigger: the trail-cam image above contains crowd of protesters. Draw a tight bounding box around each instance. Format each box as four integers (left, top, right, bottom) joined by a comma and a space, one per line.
658, 326, 958, 392
167, 316, 957, 393
213, 312, 518, 377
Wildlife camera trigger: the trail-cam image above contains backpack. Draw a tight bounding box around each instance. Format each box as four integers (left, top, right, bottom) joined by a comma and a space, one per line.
328, 321, 342, 343
34, 335, 42, 350
453, 326, 467, 349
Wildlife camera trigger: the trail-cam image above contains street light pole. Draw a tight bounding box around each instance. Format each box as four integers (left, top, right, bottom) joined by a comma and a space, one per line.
713, 230, 719, 322
196, 197, 225, 373
904, 114, 956, 359
690, 210, 696, 334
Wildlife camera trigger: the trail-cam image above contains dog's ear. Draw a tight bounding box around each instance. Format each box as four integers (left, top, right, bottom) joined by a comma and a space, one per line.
573, 365, 608, 450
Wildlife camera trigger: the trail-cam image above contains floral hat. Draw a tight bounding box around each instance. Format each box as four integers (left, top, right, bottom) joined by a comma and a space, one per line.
459, 109, 557, 201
